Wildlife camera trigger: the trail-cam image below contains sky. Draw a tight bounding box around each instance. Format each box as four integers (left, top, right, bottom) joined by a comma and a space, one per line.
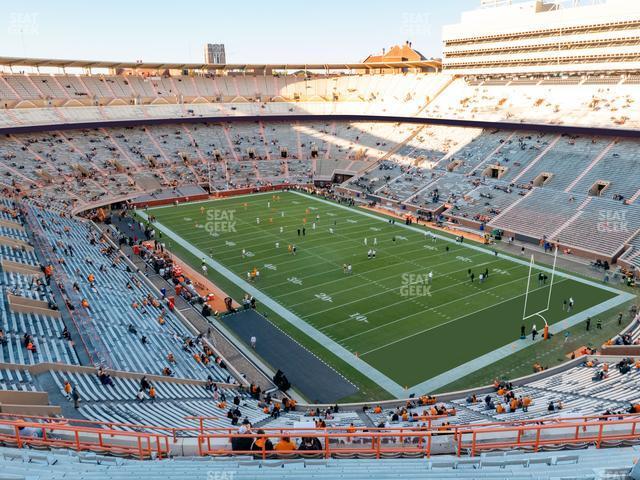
0, 0, 480, 64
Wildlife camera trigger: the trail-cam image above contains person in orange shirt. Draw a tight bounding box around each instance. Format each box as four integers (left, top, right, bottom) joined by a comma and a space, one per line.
274, 436, 296, 452
87, 273, 95, 284
373, 405, 382, 414
64, 381, 72, 396
149, 386, 156, 403
81, 298, 90, 309
523, 397, 532, 412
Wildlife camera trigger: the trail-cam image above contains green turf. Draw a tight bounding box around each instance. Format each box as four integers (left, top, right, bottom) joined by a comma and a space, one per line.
145, 192, 618, 390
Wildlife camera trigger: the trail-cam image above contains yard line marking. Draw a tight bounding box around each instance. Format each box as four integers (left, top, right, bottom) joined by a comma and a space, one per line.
137, 210, 407, 398
318, 262, 525, 331
143, 191, 632, 397
301, 256, 512, 318
333, 266, 537, 338
358, 279, 569, 357
290, 191, 629, 297
408, 293, 635, 395
175, 201, 493, 319
283, 250, 490, 301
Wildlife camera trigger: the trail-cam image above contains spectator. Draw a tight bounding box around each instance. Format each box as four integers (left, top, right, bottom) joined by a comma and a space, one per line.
71, 386, 81, 409
274, 436, 296, 452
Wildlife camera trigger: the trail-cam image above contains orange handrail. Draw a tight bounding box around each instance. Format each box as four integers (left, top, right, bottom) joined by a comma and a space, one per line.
196, 417, 640, 458
0, 414, 638, 459
455, 416, 640, 456
1, 411, 639, 438
197, 430, 437, 459
0, 419, 170, 459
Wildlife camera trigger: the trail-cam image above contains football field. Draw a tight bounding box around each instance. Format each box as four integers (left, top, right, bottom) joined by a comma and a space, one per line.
142, 191, 623, 393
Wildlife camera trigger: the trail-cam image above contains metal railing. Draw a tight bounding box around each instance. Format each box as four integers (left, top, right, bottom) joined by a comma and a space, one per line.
2, 412, 640, 458
0, 418, 169, 459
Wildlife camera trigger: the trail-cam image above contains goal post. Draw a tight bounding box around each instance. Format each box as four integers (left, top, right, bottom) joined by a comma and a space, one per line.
521, 247, 558, 328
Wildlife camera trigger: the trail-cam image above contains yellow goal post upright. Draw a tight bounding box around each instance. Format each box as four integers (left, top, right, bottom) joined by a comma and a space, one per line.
521, 246, 559, 331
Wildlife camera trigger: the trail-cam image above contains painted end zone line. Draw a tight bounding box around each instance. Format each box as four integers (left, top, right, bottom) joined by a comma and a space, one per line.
136, 210, 407, 399
407, 292, 634, 395
140, 192, 633, 399
290, 191, 634, 394
292, 190, 628, 296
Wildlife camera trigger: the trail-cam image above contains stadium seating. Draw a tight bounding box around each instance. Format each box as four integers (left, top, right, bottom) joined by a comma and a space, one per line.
27, 205, 233, 382
0, 445, 635, 479
1, 112, 640, 261
423, 77, 640, 129
47, 370, 267, 433
1, 64, 640, 473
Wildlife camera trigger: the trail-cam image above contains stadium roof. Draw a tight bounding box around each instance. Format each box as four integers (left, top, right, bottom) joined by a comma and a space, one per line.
0, 56, 441, 71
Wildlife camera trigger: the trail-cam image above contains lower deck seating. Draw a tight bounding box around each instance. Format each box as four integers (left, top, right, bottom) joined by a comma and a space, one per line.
0, 445, 635, 479
29, 206, 232, 382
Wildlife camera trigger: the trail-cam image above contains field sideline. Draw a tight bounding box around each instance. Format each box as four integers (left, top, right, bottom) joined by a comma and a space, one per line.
141, 191, 628, 395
